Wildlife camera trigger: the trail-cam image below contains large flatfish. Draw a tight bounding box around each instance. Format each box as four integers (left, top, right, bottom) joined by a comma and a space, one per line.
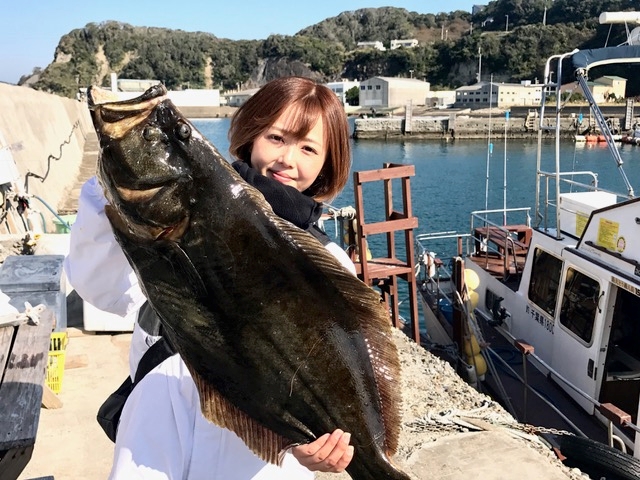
87, 84, 411, 480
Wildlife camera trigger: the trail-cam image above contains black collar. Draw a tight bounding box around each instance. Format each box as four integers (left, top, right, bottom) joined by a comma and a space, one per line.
232, 161, 323, 230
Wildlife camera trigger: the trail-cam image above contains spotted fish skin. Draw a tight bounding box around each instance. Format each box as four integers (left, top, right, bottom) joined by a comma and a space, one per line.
88, 84, 412, 480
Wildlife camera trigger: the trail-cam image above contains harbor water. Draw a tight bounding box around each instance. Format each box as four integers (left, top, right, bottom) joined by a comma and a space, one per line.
194, 118, 640, 326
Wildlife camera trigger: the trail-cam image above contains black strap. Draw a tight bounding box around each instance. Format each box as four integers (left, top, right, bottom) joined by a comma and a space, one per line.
137, 300, 163, 336
96, 309, 175, 443
307, 223, 331, 246
133, 336, 175, 384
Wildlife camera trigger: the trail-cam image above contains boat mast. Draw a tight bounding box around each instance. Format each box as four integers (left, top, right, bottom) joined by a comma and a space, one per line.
503, 110, 509, 225
484, 75, 493, 214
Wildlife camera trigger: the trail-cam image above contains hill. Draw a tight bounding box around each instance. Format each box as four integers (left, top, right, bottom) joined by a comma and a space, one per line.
24, 0, 640, 98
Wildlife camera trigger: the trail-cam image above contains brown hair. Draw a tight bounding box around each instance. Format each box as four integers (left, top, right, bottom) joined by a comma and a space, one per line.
228, 76, 351, 201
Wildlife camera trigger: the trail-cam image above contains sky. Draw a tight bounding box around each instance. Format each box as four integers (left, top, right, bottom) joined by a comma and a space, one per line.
0, 0, 479, 84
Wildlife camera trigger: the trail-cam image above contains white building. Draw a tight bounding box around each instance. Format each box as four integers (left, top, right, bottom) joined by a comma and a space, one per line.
390, 39, 418, 50
455, 81, 542, 108
356, 41, 386, 51
590, 76, 627, 102
106, 73, 221, 106
224, 88, 260, 107
167, 89, 220, 107
424, 90, 457, 109
359, 77, 431, 109
326, 80, 360, 105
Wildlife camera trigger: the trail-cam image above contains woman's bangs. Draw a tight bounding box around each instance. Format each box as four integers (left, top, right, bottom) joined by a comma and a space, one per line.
284, 99, 324, 139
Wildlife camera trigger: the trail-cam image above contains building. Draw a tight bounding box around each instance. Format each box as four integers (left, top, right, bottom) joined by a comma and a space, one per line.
104, 73, 221, 107
115, 78, 161, 93
359, 77, 431, 109
224, 88, 260, 107
326, 80, 360, 105
167, 89, 220, 108
454, 81, 542, 108
390, 39, 418, 50
424, 90, 457, 109
356, 41, 386, 51
590, 76, 627, 102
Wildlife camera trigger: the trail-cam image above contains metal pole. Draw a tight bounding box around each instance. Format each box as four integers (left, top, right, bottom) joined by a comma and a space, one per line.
503, 110, 509, 226
485, 75, 494, 214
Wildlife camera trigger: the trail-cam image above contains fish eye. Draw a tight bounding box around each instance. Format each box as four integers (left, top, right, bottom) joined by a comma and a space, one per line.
142, 126, 163, 141
176, 122, 191, 140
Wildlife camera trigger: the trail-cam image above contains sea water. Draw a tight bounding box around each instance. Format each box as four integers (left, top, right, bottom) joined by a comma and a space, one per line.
193, 118, 640, 325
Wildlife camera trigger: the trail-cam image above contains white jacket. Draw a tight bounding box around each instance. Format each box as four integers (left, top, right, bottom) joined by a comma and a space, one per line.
64, 176, 356, 480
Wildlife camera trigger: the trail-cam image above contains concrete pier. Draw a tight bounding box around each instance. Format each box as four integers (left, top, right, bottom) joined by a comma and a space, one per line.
0, 83, 92, 229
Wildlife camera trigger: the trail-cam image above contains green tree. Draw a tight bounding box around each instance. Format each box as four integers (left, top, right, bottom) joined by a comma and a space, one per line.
346, 86, 360, 106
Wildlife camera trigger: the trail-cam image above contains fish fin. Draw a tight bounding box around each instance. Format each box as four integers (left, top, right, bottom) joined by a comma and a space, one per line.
269, 217, 404, 456
189, 365, 292, 465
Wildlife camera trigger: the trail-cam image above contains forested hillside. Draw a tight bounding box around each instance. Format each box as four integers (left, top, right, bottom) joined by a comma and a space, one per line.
24, 0, 639, 98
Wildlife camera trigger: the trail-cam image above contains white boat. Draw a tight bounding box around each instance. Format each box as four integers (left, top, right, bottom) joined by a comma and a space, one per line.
415, 15, 640, 475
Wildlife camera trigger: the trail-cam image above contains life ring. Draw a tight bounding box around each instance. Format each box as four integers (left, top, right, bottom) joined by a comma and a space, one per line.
559, 434, 640, 480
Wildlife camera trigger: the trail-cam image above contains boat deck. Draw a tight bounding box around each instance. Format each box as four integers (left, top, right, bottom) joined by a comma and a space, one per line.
477, 318, 610, 444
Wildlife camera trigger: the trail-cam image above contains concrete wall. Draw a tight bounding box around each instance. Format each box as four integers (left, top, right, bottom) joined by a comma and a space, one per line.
353, 113, 579, 139
0, 83, 92, 224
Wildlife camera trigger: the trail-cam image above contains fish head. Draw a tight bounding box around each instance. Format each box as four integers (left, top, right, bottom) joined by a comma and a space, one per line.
88, 84, 195, 242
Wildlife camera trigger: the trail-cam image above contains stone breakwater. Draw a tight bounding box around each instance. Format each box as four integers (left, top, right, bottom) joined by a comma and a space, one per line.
353, 107, 634, 140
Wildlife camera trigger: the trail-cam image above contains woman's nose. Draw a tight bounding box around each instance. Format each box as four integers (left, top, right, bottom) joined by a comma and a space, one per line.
277, 145, 295, 165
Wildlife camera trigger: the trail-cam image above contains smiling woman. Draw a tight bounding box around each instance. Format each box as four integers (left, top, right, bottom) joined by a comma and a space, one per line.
228, 76, 351, 202
247, 109, 327, 193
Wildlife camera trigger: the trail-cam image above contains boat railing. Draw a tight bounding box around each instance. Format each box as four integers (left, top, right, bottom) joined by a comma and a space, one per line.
415, 231, 472, 256
468, 209, 531, 279
469, 207, 532, 233
536, 169, 633, 232
414, 231, 472, 282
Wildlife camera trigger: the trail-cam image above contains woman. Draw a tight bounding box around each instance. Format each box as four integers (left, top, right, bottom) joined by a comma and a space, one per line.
65, 76, 355, 479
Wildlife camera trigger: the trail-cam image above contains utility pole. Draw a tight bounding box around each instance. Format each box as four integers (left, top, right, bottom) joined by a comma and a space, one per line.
505, 15, 509, 32
543, 6, 547, 26
477, 46, 482, 83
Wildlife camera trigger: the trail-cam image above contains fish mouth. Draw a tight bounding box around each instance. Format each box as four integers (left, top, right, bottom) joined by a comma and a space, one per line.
115, 185, 163, 203
88, 84, 168, 140
105, 202, 189, 242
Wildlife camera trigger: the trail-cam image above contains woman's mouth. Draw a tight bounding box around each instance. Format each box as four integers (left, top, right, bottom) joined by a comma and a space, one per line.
269, 170, 293, 184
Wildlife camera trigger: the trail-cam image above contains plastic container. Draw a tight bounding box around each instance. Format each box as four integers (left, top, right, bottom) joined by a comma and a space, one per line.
82, 300, 136, 332
0, 255, 67, 332
46, 332, 68, 394
52, 214, 77, 234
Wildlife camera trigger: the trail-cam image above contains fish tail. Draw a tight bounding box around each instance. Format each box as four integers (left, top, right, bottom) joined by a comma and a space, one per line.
347, 452, 412, 480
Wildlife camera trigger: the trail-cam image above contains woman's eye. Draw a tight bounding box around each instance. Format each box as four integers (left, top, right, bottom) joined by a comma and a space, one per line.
269, 134, 284, 142
303, 146, 318, 154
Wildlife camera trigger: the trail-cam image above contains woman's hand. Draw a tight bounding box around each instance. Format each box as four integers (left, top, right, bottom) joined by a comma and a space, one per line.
291, 429, 354, 473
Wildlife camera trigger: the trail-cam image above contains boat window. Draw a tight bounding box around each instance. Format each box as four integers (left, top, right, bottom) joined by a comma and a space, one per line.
559, 268, 600, 343
609, 288, 640, 362
527, 248, 562, 316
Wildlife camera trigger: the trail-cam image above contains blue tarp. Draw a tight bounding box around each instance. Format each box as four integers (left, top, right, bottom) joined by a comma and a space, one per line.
571, 45, 640, 72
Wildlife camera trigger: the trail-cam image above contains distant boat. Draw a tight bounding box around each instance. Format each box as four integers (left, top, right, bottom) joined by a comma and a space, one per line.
621, 130, 640, 145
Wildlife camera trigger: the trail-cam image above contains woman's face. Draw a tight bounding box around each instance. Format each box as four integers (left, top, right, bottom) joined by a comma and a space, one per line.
250, 105, 327, 193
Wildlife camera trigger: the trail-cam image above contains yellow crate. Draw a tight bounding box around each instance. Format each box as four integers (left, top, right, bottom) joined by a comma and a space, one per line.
46, 332, 68, 394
